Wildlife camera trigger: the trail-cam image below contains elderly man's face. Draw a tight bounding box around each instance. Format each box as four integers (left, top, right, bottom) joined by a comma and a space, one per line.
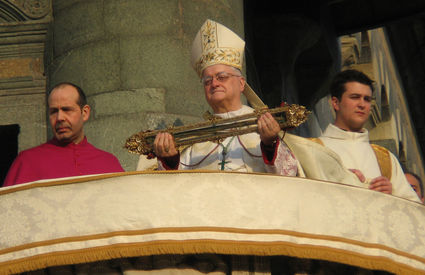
202, 64, 245, 113
332, 81, 372, 132
48, 85, 90, 144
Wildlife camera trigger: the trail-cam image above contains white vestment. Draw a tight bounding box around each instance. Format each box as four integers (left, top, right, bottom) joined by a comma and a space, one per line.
157, 105, 298, 176
319, 124, 420, 202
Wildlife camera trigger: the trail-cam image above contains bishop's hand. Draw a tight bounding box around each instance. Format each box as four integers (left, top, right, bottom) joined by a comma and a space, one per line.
153, 132, 178, 158
258, 112, 280, 146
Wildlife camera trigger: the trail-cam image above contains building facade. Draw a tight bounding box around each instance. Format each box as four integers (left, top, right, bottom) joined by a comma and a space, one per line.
0, 0, 423, 183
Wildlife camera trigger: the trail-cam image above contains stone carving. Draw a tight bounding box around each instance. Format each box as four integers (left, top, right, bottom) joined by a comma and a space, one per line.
7, 0, 50, 19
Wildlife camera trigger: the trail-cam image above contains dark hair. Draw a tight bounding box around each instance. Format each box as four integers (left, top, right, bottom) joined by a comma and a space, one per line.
405, 171, 424, 196
330, 69, 374, 100
49, 82, 87, 108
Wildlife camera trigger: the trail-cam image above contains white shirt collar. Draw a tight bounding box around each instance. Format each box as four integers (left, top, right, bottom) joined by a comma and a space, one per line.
214, 105, 254, 119
322, 124, 370, 142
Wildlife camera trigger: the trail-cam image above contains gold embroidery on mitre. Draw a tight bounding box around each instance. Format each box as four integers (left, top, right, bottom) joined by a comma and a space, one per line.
201, 20, 217, 52
194, 19, 244, 76
195, 48, 242, 77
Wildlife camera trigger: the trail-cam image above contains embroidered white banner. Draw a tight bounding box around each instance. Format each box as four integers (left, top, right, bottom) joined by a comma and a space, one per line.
0, 171, 424, 274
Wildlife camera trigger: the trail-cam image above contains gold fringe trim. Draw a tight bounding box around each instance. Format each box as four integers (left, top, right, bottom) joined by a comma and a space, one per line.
1, 239, 424, 275
2, 226, 423, 264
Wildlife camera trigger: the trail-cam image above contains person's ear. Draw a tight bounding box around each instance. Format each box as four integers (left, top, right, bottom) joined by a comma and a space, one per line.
331, 96, 340, 112
239, 76, 246, 94
82, 105, 91, 122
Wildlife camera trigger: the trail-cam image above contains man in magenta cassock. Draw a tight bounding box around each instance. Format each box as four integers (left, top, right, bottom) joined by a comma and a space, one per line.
3, 83, 124, 187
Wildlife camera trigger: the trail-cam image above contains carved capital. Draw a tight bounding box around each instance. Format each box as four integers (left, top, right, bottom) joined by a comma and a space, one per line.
1, 0, 51, 21
10, 0, 50, 19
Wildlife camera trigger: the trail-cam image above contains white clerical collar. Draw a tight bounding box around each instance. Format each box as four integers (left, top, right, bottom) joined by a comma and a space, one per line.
214, 105, 254, 119
322, 124, 370, 142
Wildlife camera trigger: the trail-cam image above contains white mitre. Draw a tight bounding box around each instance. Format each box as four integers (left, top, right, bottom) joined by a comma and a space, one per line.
191, 19, 244, 77
190, 19, 265, 109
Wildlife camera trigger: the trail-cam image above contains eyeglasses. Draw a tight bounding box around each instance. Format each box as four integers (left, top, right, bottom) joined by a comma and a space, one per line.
201, 71, 241, 86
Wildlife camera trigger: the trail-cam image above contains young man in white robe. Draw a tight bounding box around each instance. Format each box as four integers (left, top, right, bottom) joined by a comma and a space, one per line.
318, 69, 420, 202
152, 19, 298, 176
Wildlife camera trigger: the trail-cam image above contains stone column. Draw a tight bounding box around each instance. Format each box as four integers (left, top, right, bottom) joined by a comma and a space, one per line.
0, 0, 51, 150
47, 0, 244, 170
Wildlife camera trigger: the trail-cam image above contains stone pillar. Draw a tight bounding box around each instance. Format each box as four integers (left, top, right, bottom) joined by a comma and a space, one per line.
47, 0, 244, 170
0, 0, 51, 151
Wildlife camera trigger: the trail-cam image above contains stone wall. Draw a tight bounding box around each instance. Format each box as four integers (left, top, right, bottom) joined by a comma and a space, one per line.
2, 0, 422, 179
368, 28, 424, 177
0, 0, 51, 152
